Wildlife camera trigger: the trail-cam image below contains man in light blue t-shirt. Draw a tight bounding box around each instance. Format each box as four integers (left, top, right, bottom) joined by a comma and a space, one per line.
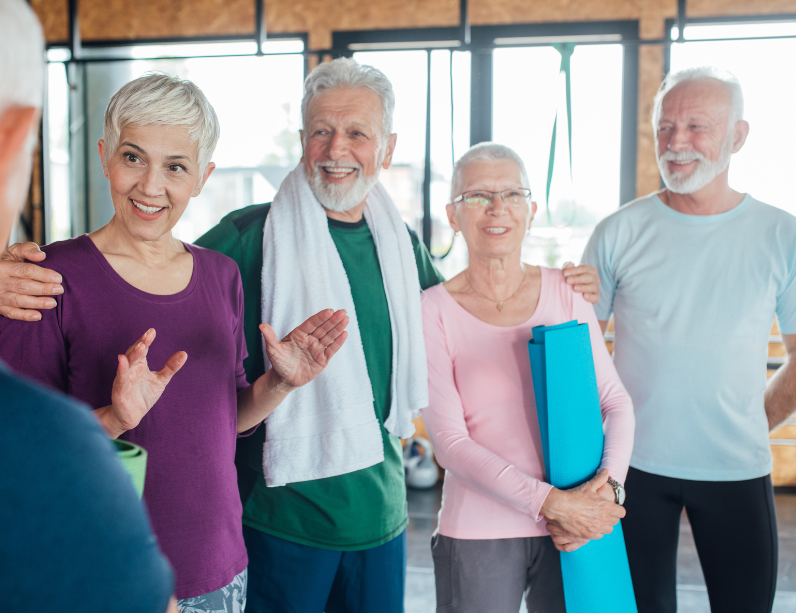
583, 67, 796, 613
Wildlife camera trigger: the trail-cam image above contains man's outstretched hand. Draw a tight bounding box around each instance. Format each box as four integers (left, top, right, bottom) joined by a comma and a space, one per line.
262, 308, 349, 390
237, 309, 350, 433
0, 242, 63, 321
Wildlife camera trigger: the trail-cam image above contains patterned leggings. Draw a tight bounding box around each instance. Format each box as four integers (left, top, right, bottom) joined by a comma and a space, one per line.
177, 568, 247, 613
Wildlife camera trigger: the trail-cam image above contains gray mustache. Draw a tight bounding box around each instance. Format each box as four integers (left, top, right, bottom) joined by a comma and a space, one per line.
659, 151, 705, 163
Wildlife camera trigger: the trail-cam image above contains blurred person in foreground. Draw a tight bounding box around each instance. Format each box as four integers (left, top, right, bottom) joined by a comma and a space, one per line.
583, 66, 796, 613
0, 69, 349, 611
0, 1, 175, 611
421, 142, 634, 613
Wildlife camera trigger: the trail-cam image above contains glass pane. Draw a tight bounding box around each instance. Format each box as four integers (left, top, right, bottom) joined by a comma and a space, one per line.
493, 44, 623, 268
46, 61, 71, 242
430, 50, 471, 279
353, 49, 471, 279
670, 23, 796, 216
79, 45, 304, 242
353, 50, 428, 239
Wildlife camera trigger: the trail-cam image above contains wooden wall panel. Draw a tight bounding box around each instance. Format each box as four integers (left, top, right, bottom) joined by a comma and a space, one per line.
637, 45, 665, 197
78, 0, 255, 41
31, 0, 69, 43
469, 0, 641, 25
269, 0, 459, 51
689, 0, 796, 18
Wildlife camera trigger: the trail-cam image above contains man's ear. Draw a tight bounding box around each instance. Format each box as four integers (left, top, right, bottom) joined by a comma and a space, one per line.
732, 120, 750, 153
0, 106, 38, 176
381, 133, 398, 169
299, 129, 306, 163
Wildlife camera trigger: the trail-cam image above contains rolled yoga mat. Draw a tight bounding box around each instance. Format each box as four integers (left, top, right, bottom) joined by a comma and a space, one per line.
528, 320, 637, 613
112, 439, 147, 499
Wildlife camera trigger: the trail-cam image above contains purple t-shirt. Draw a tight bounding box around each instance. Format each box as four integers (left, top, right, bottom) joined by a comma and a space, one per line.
0, 235, 249, 599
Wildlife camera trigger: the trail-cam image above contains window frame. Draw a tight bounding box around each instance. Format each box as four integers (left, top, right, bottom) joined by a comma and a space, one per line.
333, 20, 640, 251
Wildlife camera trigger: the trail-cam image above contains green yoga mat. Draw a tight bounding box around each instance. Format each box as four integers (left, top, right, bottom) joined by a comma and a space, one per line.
528, 320, 637, 613
112, 439, 147, 499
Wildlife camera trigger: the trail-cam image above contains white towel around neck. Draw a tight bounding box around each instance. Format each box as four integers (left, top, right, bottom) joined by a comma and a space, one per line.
260, 165, 428, 487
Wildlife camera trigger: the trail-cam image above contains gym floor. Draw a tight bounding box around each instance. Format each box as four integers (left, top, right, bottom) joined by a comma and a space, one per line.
404, 485, 796, 612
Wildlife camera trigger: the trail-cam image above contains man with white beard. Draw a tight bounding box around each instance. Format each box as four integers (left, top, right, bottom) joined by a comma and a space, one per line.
582, 67, 796, 612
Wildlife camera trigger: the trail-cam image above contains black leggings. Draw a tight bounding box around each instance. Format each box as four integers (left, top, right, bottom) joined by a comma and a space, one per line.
623, 467, 778, 613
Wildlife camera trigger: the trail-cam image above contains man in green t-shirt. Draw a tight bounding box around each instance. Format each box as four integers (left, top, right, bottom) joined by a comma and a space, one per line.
196, 58, 442, 613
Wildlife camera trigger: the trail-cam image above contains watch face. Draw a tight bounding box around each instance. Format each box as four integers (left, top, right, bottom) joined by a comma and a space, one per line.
607, 477, 625, 506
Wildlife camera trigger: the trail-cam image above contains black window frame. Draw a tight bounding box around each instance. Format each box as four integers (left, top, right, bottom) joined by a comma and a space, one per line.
333, 20, 640, 251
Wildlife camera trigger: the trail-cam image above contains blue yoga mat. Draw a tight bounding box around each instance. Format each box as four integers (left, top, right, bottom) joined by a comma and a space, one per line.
528, 320, 637, 613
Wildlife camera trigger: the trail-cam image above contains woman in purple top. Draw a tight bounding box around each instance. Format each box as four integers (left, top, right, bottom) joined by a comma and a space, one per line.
0, 74, 349, 610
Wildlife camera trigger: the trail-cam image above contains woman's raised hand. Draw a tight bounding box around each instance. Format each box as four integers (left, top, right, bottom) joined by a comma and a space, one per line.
540, 469, 625, 551
95, 328, 188, 438
260, 308, 349, 390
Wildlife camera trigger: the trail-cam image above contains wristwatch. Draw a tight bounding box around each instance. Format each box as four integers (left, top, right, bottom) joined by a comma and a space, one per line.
607, 477, 626, 506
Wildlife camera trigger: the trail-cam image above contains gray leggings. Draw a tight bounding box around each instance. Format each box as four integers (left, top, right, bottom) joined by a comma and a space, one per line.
431, 534, 565, 613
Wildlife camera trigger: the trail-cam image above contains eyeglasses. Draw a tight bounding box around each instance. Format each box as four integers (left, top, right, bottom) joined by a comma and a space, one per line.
452, 188, 532, 209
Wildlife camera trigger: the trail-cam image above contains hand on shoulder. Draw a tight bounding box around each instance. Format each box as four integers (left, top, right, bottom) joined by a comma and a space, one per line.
0, 242, 63, 321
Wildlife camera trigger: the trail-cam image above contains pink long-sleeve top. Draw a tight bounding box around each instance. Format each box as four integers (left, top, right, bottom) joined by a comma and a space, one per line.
421, 267, 634, 540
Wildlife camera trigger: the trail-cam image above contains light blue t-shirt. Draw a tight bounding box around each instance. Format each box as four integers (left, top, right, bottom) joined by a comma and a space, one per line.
583, 193, 796, 481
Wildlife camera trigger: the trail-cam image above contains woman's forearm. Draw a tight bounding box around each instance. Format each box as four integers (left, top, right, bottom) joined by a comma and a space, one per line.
93, 405, 126, 439
428, 423, 552, 519
236, 369, 293, 433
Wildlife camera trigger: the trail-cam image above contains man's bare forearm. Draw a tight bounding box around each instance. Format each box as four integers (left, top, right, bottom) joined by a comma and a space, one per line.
765, 359, 796, 431
236, 369, 293, 433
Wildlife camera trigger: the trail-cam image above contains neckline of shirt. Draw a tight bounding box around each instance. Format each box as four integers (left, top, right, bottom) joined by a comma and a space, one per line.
650, 192, 752, 224
433, 266, 550, 332
327, 216, 368, 230
78, 234, 200, 304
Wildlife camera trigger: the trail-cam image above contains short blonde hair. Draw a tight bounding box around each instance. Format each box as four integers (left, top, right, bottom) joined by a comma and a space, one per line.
103, 73, 220, 171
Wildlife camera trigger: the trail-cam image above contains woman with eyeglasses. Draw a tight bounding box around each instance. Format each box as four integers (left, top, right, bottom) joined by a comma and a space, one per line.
420, 142, 635, 613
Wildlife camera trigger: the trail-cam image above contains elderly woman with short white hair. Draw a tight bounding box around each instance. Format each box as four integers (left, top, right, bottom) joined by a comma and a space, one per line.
0, 73, 349, 611
420, 143, 635, 613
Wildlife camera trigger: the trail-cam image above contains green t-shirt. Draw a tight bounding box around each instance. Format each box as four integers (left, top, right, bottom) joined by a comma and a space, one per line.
195, 203, 445, 550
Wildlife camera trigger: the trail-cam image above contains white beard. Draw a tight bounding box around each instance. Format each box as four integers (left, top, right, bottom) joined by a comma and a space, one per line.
657, 131, 734, 194
308, 160, 381, 213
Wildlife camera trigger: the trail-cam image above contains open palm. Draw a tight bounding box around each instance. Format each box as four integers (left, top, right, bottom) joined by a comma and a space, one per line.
110, 328, 188, 432
261, 308, 349, 390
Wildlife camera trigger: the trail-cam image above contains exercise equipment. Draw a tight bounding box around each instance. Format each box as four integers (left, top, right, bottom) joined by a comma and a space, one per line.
528, 320, 637, 612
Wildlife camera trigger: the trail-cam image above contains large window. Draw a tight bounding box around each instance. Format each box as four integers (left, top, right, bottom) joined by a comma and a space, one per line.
492, 43, 625, 268
336, 22, 638, 278
667, 18, 796, 216
45, 38, 306, 243
349, 48, 471, 278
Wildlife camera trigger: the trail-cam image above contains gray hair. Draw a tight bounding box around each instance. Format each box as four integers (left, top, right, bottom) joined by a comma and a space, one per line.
652, 66, 744, 131
301, 58, 395, 139
103, 73, 221, 172
450, 142, 531, 201
0, 0, 45, 117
